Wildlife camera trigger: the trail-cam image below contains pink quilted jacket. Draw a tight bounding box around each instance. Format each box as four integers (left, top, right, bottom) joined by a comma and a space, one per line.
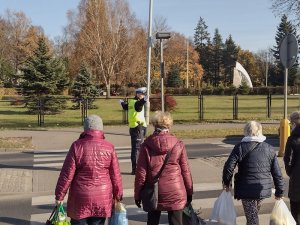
55, 130, 123, 220
134, 131, 193, 211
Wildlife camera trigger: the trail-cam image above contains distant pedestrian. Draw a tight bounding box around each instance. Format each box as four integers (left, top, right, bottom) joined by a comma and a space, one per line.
55, 115, 123, 225
223, 121, 284, 225
134, 111, 193, 225
284, 111, 300, 225
120, 87, 148, 175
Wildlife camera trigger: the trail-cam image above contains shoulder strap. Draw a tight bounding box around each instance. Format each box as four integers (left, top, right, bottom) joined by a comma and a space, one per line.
239, 142, 260, 163
153, 141, 179, 182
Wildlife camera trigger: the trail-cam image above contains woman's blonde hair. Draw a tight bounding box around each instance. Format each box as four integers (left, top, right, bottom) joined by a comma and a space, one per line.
244, 121, 263, 137
290, 111, 300, 125
150, 111, 173, 129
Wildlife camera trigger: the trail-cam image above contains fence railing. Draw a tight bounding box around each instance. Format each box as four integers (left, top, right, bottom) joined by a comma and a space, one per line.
1, 94, 300, 128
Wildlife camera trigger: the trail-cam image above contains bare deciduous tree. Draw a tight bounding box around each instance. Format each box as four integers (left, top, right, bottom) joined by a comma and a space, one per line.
5, 10, 31, 74
73, 0, 142, 98
272, 0, 300, 27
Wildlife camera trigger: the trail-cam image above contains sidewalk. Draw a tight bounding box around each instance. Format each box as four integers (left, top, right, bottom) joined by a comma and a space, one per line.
0, 123, 287, 225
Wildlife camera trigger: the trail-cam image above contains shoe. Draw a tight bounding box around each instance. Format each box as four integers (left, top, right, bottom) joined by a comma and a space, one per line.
131, 170, 136, 175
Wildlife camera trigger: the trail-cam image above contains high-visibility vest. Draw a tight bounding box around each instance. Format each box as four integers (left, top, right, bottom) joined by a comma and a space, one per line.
128, 99, 146, 128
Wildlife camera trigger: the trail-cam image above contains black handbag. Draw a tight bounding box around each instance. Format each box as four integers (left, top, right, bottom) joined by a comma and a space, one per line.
140, 143, 177, 212
183, 203, 206, 225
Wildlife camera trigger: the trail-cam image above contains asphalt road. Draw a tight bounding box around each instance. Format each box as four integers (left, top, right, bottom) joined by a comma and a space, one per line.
0, 138, 282, 225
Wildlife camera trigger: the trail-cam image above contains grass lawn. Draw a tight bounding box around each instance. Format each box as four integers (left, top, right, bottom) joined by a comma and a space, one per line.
0, 95, 299, 129
172, 125, 279, 139
0, 137, 33, 149
172, 95, 300, 121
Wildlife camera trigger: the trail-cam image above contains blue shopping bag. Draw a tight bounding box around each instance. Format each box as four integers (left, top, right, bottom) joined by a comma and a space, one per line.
108, 202, 128, 225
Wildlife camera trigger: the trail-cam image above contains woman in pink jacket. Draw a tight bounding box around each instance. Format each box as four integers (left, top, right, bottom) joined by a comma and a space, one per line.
134, 111, 193, 225
55, 115, 123, 225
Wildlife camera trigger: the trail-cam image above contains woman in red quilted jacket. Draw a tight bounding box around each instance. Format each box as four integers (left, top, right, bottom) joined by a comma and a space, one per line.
134, 111, 193, 225
55, 115, 123, 225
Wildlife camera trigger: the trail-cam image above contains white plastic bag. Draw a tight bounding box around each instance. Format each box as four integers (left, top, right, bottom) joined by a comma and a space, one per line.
210, 190, 236, 225
270, 199, 296, 225
108, 202, 128, 225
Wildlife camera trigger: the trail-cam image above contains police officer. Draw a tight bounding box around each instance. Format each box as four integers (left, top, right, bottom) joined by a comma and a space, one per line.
120, 87, 147, 175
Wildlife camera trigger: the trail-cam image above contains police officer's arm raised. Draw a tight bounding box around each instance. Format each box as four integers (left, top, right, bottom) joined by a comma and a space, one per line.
134, 97, 146, 112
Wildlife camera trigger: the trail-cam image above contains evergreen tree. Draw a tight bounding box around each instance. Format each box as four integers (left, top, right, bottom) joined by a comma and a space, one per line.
71, 64, 99, 109
20, 37, 69, 113
167, 65, 183, 88
238, 80, 250, 95
271, 15, 299, 86
212, 29, 224, 87
202, 40, 214, 86
223, 35, 239, 86
194, 17, 210, 49
193, 17, 212, 86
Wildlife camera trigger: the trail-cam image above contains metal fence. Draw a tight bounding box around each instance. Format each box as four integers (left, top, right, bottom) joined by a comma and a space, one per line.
1, 95, 300, 128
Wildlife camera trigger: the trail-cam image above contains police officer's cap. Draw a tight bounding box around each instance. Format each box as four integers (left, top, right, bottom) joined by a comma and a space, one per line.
135, 87, 147, 94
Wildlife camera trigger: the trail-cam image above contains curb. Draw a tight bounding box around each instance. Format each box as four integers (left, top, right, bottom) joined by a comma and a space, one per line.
0, 148, 34, 153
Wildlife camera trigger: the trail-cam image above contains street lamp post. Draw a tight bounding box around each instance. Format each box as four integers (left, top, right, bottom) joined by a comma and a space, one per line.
186, 39, 189, 88
265, 51, 269, 87
156, 32, 171, 112
145, 0, 153, 125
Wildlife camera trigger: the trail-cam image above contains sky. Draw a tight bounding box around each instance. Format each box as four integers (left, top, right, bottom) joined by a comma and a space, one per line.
0, 0, 282, 52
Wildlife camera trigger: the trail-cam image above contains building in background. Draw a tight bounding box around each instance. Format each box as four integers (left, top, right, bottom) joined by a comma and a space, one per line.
233, 61, 253, 88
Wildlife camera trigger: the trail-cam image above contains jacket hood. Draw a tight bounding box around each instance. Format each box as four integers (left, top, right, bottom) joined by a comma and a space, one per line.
79, 129, 105, 140
143, 131, 178, 155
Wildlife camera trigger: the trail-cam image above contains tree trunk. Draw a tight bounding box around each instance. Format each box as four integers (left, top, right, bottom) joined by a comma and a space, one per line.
106, 79, 111, 99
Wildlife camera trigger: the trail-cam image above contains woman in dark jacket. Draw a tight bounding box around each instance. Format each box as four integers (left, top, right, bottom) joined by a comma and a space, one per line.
284, 111, 300, 225
223, 121, 284, 225
134, 111, 193, 225
55, 115, 123, 225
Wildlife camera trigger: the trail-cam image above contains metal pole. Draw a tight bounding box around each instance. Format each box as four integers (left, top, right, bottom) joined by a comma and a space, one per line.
186, 39, 189, 88
145, 0, 153, 125
284, 68, 288, 119
265, 56, 268, 87
160, 39, 165, 112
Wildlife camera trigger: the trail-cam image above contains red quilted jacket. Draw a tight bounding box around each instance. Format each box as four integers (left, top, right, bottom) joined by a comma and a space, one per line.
55, 130, 123, 220
134, 131, 193, 211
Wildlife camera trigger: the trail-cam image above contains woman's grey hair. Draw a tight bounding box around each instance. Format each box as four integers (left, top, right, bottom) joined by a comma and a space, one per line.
84, 115, 103, 131
151, 111, 173, 129
244, 121, 263, 137
290, 111, 300, 125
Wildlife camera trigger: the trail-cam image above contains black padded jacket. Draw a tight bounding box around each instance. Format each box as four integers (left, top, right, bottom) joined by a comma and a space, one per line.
284, 125, 300, 201
223, 141, 284, 200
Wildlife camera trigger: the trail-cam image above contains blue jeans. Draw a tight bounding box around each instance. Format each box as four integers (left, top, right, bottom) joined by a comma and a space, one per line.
70, 217, 105, 225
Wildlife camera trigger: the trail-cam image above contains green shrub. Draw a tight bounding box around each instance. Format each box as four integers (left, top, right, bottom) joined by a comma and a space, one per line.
238, 81, 251, 95
224, 85, 237, 95
201, 85, 214, 95
213, 84, 225, 95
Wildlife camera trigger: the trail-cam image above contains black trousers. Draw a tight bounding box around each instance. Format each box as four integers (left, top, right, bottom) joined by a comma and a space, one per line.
291, 200, 300, 225
129, 125, 146, 172
147, 210, 183, 225
70, 217, 105, 225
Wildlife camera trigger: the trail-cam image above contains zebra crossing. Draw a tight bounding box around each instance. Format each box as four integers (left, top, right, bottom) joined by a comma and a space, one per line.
30, 146, 287, 225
